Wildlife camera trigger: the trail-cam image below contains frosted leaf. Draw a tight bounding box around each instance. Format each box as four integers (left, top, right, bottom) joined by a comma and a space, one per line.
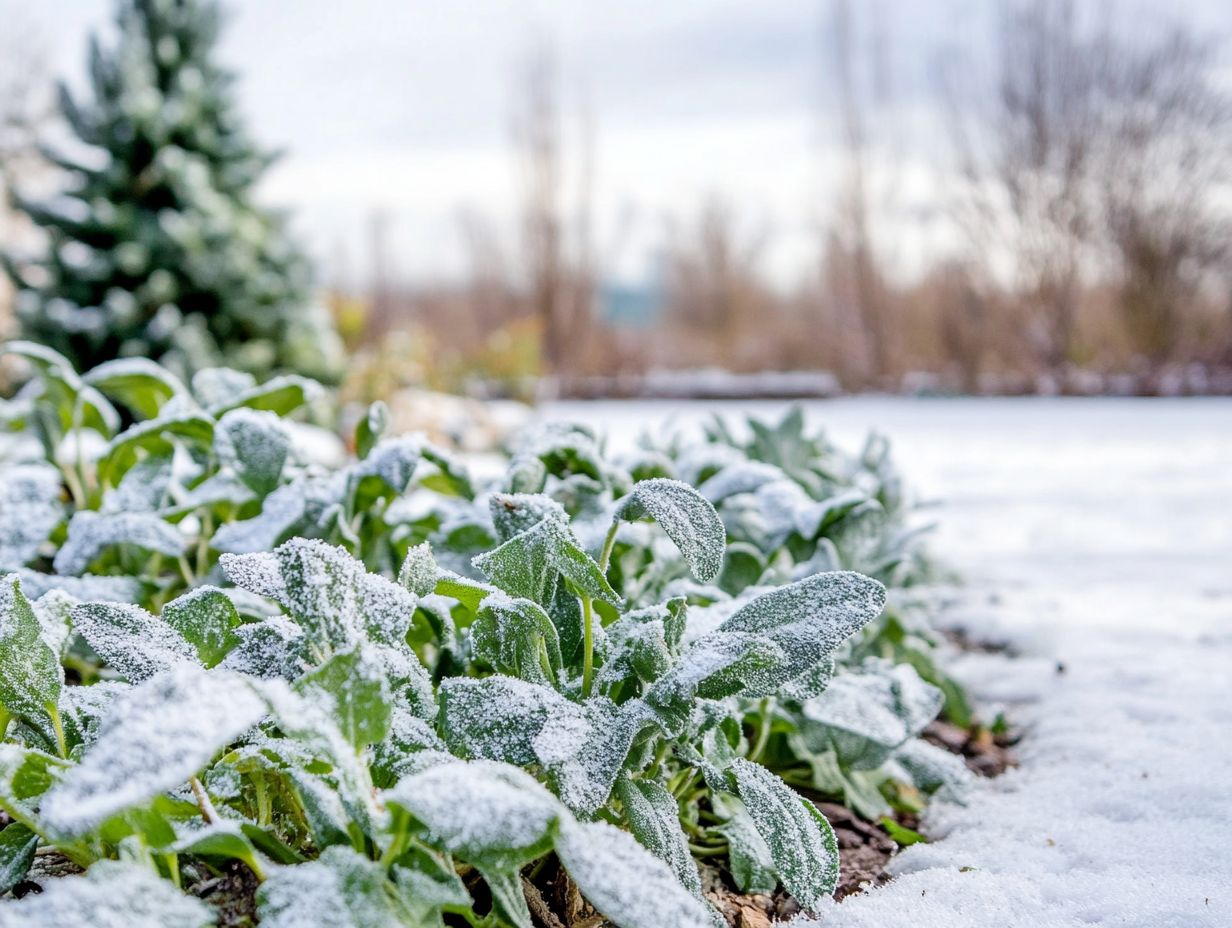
727, 757, 839, 910
211, 472, 318, 553
162, 585, 241, 667
100, 410, 215, 483
221, 538, 418, 650
488, 492, 568, 542
671, 441, 746, 487
555, 818, 713, 928
720, 570, 885, 650
614, 478, 726, 582
647, 633, 785, 729
697, 461, 787, 503
58, 680, 129, 754
204, 373, 322, 417
257, 845, 405, 928
191, 366, 255, 408
71, 602, 200, 682
82, 357, 186, 418
372, 704, 445, 785
354, 400, 390, 459
470, 594, 562, 686
163, 470, 256, 518
351, 434, 421, 496
439, 675, 654, 813
0, 463, 63, 568
294, 644, 391, 749
385, 758, 563, 869
41, 666, 268, 837
0, 575, 63, 747
792, 488, 868, 541
616, 777, 705, 899
512, 420, 604, 480
53, 510, 186, 576
798, 660, 943, 768
502, 453, 547, 494
711, 791, 777, 895
218, 616, 308, 679
893, 737, 973, 798
101, 453, 174, 514
0, 821, 38, 896
32, 588, 75, 656
0, 744, 70, 826
215, 407, 290, 495
397, 542, 437, 598
473, 515, 622, 609
0, 860, 213, 928
10, 569, 141, 603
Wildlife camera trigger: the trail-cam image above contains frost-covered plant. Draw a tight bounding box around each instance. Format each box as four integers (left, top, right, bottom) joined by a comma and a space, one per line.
0, 346, 973, 923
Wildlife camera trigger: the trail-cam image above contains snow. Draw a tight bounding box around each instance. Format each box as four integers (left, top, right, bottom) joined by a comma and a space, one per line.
539, 396, 1232, 928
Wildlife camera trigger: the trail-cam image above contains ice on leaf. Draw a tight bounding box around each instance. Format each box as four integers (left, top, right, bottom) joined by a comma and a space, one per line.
52, 510, 186, 576
473, 515, 621, 609
215, 407, 290, 495
385, 758, 563, 870
0, 575, 63, 748
161, 585, 242, 667
257, 845, 409, 928
0, 860, 213, 928
728, 758, 839, 910
554, 818, 714, 928
0, 463, 63, 569
41, 666, 267, 837
613, 478, 726, 583
71, 602, 200, 682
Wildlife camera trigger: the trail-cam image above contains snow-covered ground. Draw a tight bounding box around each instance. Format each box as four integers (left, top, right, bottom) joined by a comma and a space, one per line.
540, 397, 1232, 928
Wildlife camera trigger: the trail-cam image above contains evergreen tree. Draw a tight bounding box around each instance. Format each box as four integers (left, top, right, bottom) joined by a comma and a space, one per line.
2, 0, 343, 382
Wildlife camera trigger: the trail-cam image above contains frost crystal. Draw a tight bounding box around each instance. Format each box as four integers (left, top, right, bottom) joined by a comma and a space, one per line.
41, 666, 268, 837
215, 407, 290, 495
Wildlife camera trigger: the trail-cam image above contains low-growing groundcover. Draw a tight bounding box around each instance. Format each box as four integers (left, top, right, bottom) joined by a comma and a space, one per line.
0, 342, 984, 927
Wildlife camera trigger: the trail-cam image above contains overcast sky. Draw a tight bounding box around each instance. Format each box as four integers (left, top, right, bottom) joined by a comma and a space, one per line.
11, 0, 1232, 289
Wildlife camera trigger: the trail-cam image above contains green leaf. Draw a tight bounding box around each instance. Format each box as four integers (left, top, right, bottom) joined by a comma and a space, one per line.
100, 411, 215, 483
355, 400, 389, 459
215, 407, 290, 496
555, 818, 714, 928
257, 845, 413, 928
711, 791, 777, 895
205, 374, 322, 417
82, 357, 185, 419
390, 844, 471, 920
614, 478, 726, 583
433, 570, 501, 614
295, 645, 392, 749
727, 758, 839, 910
616, 777, 703, 898
0, 575, 63, 748
162, 586, 242, 667
473, 516, 621, 609
0, 823, 38, 895
478, 866, 533, 928
0, 744, 71, 830
880, 816, 927, 846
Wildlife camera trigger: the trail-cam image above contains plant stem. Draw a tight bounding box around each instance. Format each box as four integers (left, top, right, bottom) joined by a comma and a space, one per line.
581, 595, 596, 698
747, 698, 772, 764
48, 703, 68, 759
189, 776, 219, 825
599, 521, 619, 574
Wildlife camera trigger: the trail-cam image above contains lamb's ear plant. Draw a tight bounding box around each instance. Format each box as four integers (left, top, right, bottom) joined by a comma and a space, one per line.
0, 347, 978, 923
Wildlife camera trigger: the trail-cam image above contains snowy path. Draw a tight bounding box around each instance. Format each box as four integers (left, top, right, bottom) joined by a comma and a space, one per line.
541, 397, 1232, 928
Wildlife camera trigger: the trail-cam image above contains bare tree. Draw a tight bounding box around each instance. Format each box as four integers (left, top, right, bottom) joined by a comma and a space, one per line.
511, 39, 597, 380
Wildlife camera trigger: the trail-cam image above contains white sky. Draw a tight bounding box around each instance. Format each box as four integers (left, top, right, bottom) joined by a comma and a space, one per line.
11, 0, 1232, 290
